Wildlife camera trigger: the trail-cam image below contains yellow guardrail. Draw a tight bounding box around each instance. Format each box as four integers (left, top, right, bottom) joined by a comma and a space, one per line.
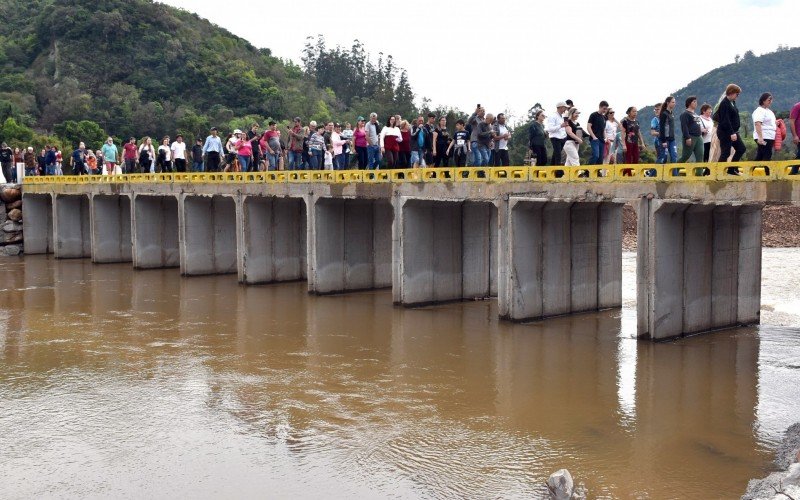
19, 161, 800, 185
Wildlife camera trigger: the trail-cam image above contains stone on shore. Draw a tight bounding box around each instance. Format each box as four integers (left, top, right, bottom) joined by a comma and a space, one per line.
743, 423, 800, 499
0, 186, 21, 203
6, 199, 21, 210
7, 208, 21, 222
3, 221, 22, 233
2, 244, 22, 256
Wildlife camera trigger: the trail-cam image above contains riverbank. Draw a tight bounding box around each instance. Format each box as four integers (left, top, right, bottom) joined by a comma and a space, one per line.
622, 204, 800, 251
743, 423, 800, 499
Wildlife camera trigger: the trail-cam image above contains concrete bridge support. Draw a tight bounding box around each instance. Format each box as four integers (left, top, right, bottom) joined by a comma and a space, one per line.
394, 198, 497, 306
180, 194, 237, 276
636, 199, 762, 340
308, 197, 392, 294
132, 194, 179, 269
238, 195, 307, 284
499, 199, 623, 321
91, 194, 132, 263
53, 194, 91, 259
21, 193, 52, 254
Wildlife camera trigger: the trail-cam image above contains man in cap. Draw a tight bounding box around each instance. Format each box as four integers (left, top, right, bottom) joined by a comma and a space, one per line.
545, 102, 570, 166
202, 127, 224, 172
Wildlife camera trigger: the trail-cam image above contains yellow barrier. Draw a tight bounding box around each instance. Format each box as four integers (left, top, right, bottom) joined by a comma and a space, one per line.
19, 161, 800, 186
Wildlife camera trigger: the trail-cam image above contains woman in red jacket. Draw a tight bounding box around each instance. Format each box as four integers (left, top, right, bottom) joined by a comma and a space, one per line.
379, 115, 402, 169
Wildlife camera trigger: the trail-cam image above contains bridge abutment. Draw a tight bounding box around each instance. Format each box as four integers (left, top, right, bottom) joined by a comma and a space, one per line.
308, 197, 392, 294
91, 194, 132, 263
394, 197, 496, 306
636, 199, 762, 340
21, 193, 52, 254
180, 194, 237, 276
53, 194, 90, 259
238, 195, 307, 284
132, 194, 179, 269
499, 199, 623, 321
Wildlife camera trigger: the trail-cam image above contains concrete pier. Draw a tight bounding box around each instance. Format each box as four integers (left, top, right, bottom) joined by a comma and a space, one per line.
180, 194, 237, 276
394, 198, 497, 306
238, 196, 307, 284
21, 193, 52, 254
499, 199, 623, 322
309, 197, 392, 294
53, 194, 91, 259
637, 199, 763, 340
91, 194, 132, 263
132, 194, 179, 269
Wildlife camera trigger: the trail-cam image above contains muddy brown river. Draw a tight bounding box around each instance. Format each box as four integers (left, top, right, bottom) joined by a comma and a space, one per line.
1, 250, 799, 498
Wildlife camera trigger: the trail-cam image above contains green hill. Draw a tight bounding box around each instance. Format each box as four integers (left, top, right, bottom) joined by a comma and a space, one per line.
636, 46, 800, 142
0, 0, 416, 150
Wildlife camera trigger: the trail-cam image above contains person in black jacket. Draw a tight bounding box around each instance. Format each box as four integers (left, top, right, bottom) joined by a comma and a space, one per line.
659, 96, 678, 168
716, 84, 747, 169
678, 96, 704, 166
528, 110, 548, 166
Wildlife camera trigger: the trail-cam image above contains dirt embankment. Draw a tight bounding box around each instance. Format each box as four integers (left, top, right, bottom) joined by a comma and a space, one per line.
621, 204, 800, 251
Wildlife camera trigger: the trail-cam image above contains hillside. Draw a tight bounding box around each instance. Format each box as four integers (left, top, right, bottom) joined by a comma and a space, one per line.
635, 46, 800, 143
0, 0, 416, 150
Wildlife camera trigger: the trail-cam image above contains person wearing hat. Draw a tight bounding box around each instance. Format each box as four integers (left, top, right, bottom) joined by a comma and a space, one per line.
202, 127, 224, 172
546, 102, 570, 166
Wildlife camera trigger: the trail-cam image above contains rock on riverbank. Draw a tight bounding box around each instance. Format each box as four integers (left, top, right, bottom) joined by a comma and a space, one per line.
743, 423, 800, 499
0, 184, 23, 256
622, 204, 800, 251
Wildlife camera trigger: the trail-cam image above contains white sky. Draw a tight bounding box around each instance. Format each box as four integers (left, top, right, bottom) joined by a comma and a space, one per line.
160, 0, 796, 123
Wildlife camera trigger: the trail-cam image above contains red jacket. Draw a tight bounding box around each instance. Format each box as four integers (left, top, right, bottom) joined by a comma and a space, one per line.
775, 119, 787, 151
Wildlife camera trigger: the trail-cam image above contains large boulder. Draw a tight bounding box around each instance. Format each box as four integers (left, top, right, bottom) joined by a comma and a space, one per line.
547, 469, 574, 499
0, 187, 21, 203
2, 221, 22, 233
7, 208, 21, 222
6, 199, 22, 210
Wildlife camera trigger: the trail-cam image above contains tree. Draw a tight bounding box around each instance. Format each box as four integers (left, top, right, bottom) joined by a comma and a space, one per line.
53, 120, 107, 150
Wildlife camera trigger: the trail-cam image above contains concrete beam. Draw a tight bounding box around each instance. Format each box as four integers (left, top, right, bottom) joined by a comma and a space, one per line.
180, 194, 237, 276
21, 193, 52, 254
53, 194, 90, 259
91, 194, 132, 263
395, 198, 496, 306
132, 195, 179, 269
308, 198, 392, 294
500, 199, 623, 322
637, 200, 763, 340
239, 196, 306, 284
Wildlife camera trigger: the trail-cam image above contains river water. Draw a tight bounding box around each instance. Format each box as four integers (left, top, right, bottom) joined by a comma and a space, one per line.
0, 250, 798, 499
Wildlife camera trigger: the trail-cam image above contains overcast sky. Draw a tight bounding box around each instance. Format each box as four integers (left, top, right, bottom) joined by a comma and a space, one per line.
160, 0, 795, 123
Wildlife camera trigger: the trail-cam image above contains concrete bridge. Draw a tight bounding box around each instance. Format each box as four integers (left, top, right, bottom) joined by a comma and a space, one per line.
21, 161, 800, 341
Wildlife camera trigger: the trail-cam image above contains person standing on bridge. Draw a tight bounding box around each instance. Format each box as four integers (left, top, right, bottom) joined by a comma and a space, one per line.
170, 135, 187, 173
699, 104, 714, 162
366, 113, 382, 170
678, 96, 704, 167
659, 97, 679, 173
123, 138, 138, 174
101, 137, 119, 176
715, 84, 747, 170
587, 101, 609, 165
546, 102, 569, 168
752, 92, 777, 162
71, 143, 87, 176
621, 107, 647, 167
157, 136, 172, 173
287, 118, 305, 171
790, 100, 800, 174
528, 110, 548, 166
138, 137, 155, 173
564, 108, 584, 167
202, 128, 223, 172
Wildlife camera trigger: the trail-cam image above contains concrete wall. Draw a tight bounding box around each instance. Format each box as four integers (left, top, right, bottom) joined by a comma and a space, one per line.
500, 198, 623, 322
180, 194, 237, 276
637, 200, 763, 340
21, 193, 52, 254
394, 198, 496, 306
53, 194, 90, 259
308, 197, 392, 294
239, 195, 307, 284
132, 195, 179, 269
91, 194, 132, 263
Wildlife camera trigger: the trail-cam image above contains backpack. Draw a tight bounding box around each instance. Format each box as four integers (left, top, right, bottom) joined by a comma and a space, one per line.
138, 147, 149, 164
417, 127, 426, 148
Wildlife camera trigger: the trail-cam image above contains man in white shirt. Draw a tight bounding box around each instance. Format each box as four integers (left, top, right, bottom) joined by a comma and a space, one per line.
546, 102, 570, 166
492, 113, 511, 166
170, 135, 187, 172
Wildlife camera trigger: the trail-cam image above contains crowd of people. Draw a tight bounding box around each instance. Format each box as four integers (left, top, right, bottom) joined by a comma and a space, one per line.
2, 83, 799, 182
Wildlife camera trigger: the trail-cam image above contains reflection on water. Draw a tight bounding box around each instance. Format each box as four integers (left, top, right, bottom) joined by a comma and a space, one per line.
0, 250, 799, 498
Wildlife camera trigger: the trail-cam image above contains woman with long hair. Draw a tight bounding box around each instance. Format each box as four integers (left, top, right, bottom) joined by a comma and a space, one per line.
353, 118, 368, 170
564, 108, 584, 166
604, 109, 620, 164
659, 96, 678, 170
398, 120, 412, 168
528, 110, 548, 166
138, 136, 155, 173
379, 115, 402, 169
157, 136, 172, 173
621, 107, 647, 166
